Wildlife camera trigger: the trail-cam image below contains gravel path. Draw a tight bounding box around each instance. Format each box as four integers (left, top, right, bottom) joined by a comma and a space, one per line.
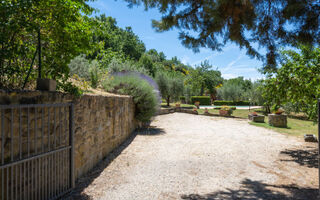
70, 113, 318, 200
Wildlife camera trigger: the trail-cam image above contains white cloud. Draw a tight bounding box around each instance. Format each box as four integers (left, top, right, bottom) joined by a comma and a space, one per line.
222, 55, 243, 72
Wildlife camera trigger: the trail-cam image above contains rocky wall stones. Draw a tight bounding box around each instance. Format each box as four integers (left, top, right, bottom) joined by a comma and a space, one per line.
0, 90, 137, 180
268, 114, 287, 128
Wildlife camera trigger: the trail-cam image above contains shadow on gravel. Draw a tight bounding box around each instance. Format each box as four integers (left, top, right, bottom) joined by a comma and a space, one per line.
136, 126, 166, 135
181, 178, 318, 200
63, 131, 139, 200
280, 147, 318, 168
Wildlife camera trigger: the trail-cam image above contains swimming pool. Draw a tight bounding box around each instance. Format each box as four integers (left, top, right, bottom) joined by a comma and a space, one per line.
199, 105, 262, 110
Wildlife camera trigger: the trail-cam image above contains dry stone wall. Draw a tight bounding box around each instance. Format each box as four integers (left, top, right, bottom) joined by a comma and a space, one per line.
0, 90, 137, 180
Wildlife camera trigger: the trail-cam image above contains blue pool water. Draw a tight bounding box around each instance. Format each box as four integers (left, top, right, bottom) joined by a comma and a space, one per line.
200, 105, 260, 109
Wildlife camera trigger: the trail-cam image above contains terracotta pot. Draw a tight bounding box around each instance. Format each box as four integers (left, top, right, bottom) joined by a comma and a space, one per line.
275, 108, 284, 115
219, 110, 230, 116
251, 112, 258, 116
195, 101, 200, 109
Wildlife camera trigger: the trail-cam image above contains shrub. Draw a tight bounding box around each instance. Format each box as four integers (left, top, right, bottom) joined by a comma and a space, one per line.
68, 55, 91, 79
57, 81, 83, 97
214, 100, 250, 106
179, 96, 186, 103
191, 96, 211, 105
103, 75, 158, 122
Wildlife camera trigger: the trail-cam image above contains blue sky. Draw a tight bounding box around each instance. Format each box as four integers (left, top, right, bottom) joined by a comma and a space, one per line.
88, 0, 265, 80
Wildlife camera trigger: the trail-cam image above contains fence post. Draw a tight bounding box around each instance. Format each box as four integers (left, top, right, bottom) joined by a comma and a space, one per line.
69, 103, 75, 188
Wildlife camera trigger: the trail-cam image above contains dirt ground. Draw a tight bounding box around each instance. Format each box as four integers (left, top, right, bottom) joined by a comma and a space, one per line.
67, 113, 319, 200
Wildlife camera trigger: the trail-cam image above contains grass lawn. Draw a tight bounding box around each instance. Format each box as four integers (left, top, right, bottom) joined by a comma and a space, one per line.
198, 108, 317, 137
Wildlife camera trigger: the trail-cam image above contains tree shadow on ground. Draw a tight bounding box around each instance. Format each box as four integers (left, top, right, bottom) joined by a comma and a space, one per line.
280, 146, 318, 168
62, 126, 166, 199
181, 178, 318, 200
136, 126, 166, 135
63, 131, 140, 200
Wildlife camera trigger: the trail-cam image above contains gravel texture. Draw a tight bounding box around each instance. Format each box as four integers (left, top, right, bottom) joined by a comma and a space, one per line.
68, 113, 318, 200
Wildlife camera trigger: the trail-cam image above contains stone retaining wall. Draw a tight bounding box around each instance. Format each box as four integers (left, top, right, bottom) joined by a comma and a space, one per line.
158, 107, 198, 115
0, 90, 137, 179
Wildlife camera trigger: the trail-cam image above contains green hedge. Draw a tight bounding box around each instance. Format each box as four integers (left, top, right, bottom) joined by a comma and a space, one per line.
213, 100, 250, 106
179, 96, 186, 102
191, 96, 211, 105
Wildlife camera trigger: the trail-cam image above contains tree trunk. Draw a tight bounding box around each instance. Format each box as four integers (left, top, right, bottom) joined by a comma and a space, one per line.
200, 84, 204, 96
166, 96, 170, 107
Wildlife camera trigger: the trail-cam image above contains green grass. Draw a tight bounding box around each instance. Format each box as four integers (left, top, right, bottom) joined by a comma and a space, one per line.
250, 118, 317, 137
198, 108, 317, 137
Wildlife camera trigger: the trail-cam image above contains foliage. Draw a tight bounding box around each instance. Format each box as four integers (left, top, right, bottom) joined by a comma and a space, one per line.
214, 101, 250, 106
69, 55, 91, 79
262, 46, 320, 119
138, 53, 156, 77
179, 96, 186, 102
57, 81, 83, 97
88, 15, 146, 61
107, 58, 149, 75
124, 0, 320, 71
217, 82, 244, 102
89, 60, 101, 88
244, 80, 265, 106
103, 75, 158, 122
69, 56, 105, 88
0, 0, 93, 89
186, 60, 222, 97
191, 96, 211, 106
217, 77, 254, 102
155, 71, 184, 106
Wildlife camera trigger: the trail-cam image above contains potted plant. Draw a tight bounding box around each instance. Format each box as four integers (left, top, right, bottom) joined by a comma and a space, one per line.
219, 105, 233, 116
175, 102, 181, 107
204, 108, 209, 114
272, 104, 284, 115
275, 108, 284, 115
194, 101, 200, 109
193, 107, 198, 114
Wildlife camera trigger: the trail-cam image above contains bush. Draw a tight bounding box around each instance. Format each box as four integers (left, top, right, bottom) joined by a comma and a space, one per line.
214, 100, 250, 106
57, 81, 83, 97
191, 96, 211, 105
179, 96, 186, 103
69, 55, 91, 79
103, 75, 158, 122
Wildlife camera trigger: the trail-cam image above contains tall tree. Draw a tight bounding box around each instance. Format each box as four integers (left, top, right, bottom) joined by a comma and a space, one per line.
186, 60, 222, 98
88, 15, 146, 62
262, 45, 320, 119
123, 0, 320, 71
1, 0, 93, 89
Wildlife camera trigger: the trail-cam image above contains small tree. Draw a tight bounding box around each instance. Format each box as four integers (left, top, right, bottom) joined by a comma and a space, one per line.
156, 71, 184, 106
262, 45, 320, 119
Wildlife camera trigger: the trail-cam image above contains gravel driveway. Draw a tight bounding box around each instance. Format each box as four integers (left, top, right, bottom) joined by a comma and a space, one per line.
69, 113, 318, 200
